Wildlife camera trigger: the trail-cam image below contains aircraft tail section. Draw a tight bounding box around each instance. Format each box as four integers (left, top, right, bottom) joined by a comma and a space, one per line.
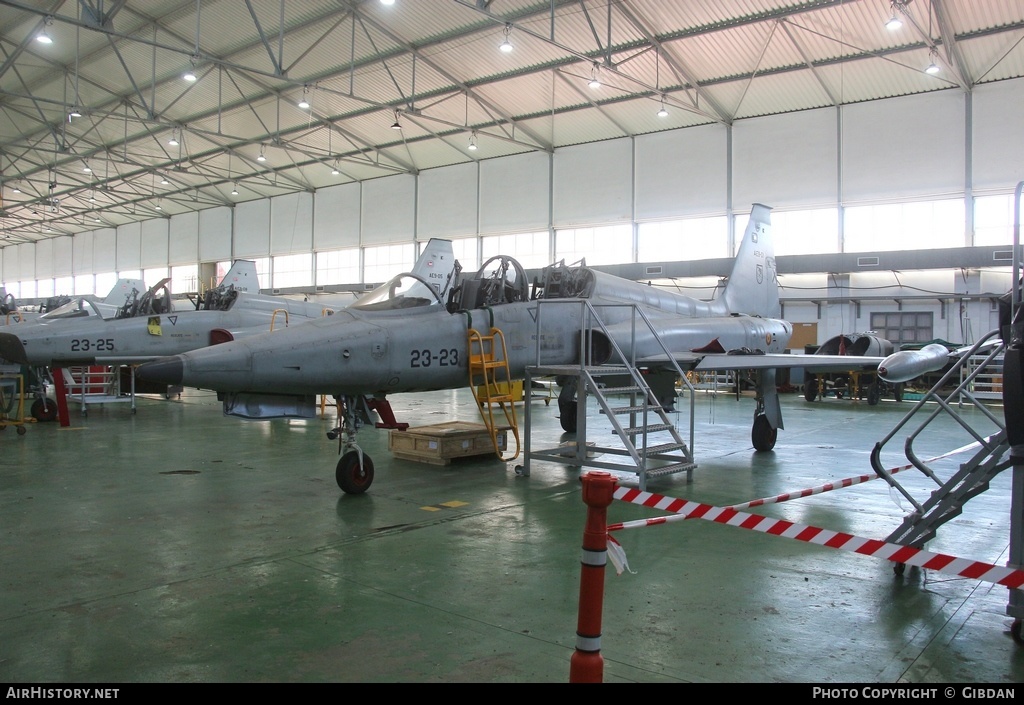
103, 278, 147, 305
219, 260, 259, 292
719, 203, 778, 319
410, 238, 458, 300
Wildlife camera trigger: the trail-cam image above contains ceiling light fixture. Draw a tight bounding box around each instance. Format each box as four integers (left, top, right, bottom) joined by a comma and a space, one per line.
168, 128, 179, 147
155, 200, 162, 211
331, 161, 340, 175
925, 50, 940, 75
13, 184, 21, 194
231, 182, 239, 195
499, 24, 513, 53
657, 97, 668, 117
36, 17, 54, 44
68, 107, 82, 121
160, 174, 169, 185
588, 62, 601, 89
380, 0, 395, 5
298, 85, 311, 110
257, 144, 267, 161
468, 132, 477, 151
885, 2, 904, 31
82, 163, 91, 173
182, 56, 198, 82
391, 110, 402, 130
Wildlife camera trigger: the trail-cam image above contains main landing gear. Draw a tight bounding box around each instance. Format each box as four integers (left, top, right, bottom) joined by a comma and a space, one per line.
327, 395, 377, 494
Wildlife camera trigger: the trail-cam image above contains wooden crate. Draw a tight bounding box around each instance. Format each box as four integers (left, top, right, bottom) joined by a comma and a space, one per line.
388, 421, 507, 465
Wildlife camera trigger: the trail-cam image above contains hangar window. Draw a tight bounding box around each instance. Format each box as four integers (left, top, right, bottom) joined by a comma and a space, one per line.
444, 237, 479, 272
74, 274, 95, 295
271, 253, 312, 289
316, 248, 360, 286
481, 231, 549, 269
36, 279, 54, 298
55, 277, 73, 296
974, 194, 1015, 246
364, 243, 414, 284
172, 265, 199, 294
870, 311, 933, 345
95, 272, 116, 296
845, 199, 964, 253
638, 216, 729, 262
768, 208, 839, 256
18, 280, 35, 299
556, 223, 632, 266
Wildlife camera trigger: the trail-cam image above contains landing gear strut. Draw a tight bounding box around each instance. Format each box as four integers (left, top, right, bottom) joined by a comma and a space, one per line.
327, 394, 377, 494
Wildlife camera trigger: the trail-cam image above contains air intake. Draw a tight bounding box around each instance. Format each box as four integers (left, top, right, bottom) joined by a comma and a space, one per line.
857, 256, 880, 267
993, 250, 1013, 261
644, 265, 664, 276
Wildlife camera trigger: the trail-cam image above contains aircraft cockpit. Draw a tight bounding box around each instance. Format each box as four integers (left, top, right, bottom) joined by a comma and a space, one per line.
351, 273, 445, 312
447, 255, 529, 312
536, 258, 596, 299
39, 297, 106, 321
192, 285, 240, 312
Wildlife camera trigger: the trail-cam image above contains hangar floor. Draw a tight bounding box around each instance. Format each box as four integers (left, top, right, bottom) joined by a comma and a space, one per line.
1, 381, 1022, 684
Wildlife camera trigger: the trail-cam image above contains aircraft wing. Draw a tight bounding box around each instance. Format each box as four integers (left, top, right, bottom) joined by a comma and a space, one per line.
636, 352, 885, 372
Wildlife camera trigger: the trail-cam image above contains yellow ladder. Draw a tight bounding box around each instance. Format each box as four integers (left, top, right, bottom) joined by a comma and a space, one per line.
467, 327, 521, 461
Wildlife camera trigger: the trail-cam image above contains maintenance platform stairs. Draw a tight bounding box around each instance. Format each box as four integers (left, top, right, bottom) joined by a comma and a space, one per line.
517, 299, 696, 491
870, 329, 1014, 552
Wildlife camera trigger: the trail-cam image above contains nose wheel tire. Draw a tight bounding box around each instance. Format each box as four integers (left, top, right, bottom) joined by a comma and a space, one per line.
30, 397, 58, 422
751, 414, 777, 452
558, 399, 578, 433
336, 451, 375, 494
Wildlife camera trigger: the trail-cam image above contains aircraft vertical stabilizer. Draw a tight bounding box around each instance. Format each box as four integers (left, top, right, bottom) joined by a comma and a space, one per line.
720, 203, 778, 319
102, 278, 147, 305
220, 260, 259, 292
409, 239, 458, 300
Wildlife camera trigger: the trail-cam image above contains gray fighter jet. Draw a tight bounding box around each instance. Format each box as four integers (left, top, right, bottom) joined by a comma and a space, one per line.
136, 205, 887, 494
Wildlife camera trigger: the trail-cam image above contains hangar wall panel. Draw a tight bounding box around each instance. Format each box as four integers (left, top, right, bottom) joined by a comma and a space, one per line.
166, 214, 193, 266
418, 162, 477, 238
53, 237, 73, 276
2, 247, 16, 284
842, 91, 965, 202
313, 182, 360, 250
734, 108, 838, 210
234, 200, 271, 257
972, 77, 1024, 192
17, 243, 33, 280
144, 217, 172, 266
480, 150, 549, 234
199, 207, 231, 262
73, 231, 94, 273
35, 239, 53, 278
271, 191, 313, 254
361, 174, 415, 245
117, 222, 142, 271
553, 138, 633, 226
93, 228, 116, 271
635, 123, 728, 220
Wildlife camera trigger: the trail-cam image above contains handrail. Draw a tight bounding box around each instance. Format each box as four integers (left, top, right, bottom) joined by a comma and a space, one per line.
270, 308, 290, 331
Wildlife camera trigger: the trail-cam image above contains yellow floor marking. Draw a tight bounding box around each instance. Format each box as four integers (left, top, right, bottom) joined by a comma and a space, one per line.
420, 500, 470, 511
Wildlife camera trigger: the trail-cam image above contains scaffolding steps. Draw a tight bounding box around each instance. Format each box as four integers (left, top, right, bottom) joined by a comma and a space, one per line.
623, 423, 674, 435
646, 461, 699, 479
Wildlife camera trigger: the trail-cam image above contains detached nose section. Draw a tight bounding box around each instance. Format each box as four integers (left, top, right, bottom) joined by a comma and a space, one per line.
137, 356, 185, 386
0, 332, 27, 364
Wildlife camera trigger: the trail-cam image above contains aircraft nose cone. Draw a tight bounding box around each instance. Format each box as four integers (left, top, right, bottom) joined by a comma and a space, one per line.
137, 356, 185, 386
0, 332, 27, 364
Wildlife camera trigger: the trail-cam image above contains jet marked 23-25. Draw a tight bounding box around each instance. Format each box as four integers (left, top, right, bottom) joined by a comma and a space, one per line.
70, 338, 116, 352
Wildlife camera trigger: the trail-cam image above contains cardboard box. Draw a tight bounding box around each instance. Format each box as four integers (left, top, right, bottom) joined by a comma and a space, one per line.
388, 421, 508, 465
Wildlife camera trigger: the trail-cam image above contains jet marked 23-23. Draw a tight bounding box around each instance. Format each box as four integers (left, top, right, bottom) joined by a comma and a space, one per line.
409, 348, 459, 367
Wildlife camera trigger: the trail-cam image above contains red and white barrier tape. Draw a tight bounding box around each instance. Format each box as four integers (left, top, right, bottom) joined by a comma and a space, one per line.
608, 484, 1024, 588
727, 441, 980, 511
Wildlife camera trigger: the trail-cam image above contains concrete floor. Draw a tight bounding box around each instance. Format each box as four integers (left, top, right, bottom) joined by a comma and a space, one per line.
1, 380, 1022, 683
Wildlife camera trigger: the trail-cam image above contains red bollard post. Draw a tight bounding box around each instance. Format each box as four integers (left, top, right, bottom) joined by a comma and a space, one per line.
52, 367, 71, 428
569, 470, 616, 683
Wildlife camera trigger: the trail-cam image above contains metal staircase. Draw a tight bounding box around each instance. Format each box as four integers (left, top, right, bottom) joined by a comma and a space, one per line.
467, 326, 521, 461
870, 329, 1012, 551
518, 299, 696, 490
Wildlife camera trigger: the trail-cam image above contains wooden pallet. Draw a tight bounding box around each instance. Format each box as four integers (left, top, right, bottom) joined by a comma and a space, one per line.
388, 421, 508, 466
